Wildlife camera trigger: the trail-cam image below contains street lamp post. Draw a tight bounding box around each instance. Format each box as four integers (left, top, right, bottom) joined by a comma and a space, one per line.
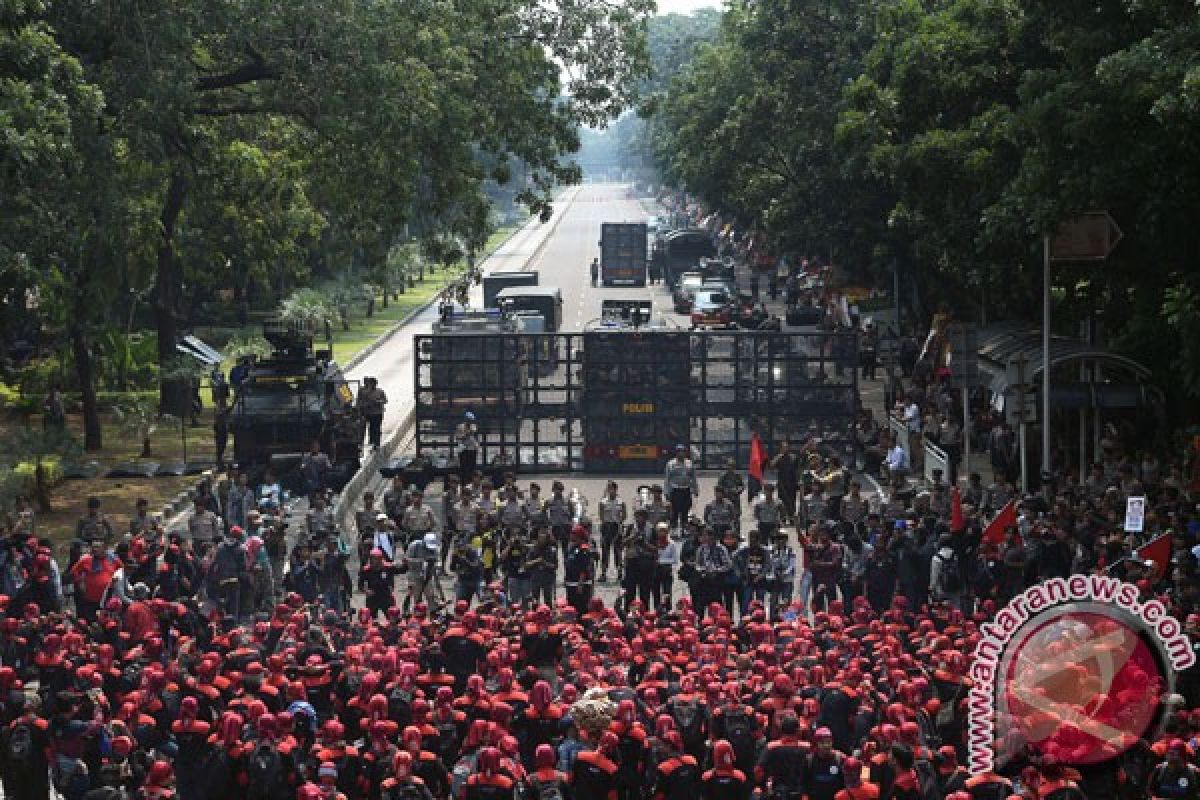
1043, 236, 1051, 478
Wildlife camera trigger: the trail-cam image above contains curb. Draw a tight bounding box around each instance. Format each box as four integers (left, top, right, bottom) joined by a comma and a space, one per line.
341, 225, 529, 372
331, 185, 582, 530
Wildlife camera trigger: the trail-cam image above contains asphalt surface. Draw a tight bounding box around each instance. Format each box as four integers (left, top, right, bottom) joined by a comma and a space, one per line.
341, 185, 586, 444
337, 183, 720, 606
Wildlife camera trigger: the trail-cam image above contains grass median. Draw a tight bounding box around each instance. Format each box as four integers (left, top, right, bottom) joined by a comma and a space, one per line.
11, 222, 523, 547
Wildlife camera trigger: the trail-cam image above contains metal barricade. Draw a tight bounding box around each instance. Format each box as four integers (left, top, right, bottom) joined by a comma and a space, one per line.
924, 439, 949, 485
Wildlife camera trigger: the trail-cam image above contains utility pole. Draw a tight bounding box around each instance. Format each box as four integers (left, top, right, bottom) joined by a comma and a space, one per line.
1042, 235, 1052, 478
1006, 354, 1032, 493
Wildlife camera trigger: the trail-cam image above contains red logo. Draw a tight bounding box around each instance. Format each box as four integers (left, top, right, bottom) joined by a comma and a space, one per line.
998, 608, 1167, 765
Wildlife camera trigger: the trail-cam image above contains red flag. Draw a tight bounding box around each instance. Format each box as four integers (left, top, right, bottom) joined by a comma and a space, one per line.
982, 500, 1016, 546
749, 433, 767, 482
950, 486, 964, 533
1137, 532, 1173, 582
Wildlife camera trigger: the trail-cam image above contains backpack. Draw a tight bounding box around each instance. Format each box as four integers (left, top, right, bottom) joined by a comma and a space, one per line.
245, 742, 284, 800
7, 721, 34, 764
529, 774, 567, 800
720, 708, 757, 772
914, 756, 942, 800
615, 733, 644, 787
388, 685, 414, 728
434, 717, 461, 762
669, 699, 705, 753
937, 551, 963, 594
565, 547, 592, 583
451, 752, 478, 800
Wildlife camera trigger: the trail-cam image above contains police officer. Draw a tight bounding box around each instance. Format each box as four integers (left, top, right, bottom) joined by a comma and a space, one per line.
704, 487, 737, 541
357, 376, 388, 451
597, 481, 627, 583
664, 446, 698, 532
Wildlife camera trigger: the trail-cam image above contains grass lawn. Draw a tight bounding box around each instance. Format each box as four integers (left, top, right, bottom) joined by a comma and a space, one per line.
328, 225, 518, 365
12, 222, 524, 550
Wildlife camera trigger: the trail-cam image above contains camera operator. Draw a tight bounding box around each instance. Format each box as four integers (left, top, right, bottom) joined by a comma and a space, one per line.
401, 489, 438, 548
450, 536, 484, 604
499, 530, 532, 606
404, 532, 443, 612
358, 547, 403, 619
317, 536, 351, 612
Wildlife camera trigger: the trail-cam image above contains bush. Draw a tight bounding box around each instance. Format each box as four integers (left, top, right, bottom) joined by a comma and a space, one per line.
0, 383, 41, 416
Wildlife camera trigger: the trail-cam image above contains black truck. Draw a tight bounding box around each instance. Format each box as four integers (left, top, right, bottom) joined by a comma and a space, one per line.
598, 222, 649, 286
230, 319, 364, 490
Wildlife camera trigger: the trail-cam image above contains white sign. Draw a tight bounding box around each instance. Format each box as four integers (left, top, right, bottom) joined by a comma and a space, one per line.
1124, 496, 1146, 533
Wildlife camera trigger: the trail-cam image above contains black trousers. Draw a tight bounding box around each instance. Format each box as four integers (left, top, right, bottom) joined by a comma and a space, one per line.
459, 448, 477, 483
624, 556, 656, 608
668, 488, 692, 529
601, 522, 622, 573
778, 484, 798, 521
366, 414, 384, 448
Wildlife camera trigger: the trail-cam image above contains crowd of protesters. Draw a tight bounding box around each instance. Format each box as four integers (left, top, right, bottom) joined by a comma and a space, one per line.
0, 407, 1196, 800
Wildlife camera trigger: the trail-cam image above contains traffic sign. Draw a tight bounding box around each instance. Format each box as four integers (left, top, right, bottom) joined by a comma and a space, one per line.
1049, 212, 1123, 261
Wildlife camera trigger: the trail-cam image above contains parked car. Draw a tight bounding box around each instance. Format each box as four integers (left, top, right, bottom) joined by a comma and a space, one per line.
690, 289, 733, 329
672, 272, 706, 313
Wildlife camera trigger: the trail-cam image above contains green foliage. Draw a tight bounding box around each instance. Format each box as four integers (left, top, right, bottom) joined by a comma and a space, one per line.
648, 0, 1200, 414
222, 333, 272, 361
0, 0, 652, 418
278, 288, 340, 331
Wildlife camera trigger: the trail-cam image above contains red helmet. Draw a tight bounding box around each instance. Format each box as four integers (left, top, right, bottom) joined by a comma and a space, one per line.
393, 750, 414, 781
531, 680, 553, 709
598, 731, 619, 756
402, 726, 423, 752
535, 744, 556, 770
478, 746, 502, 776
146, 760, 174, 787
814, 727, 833, 742
713, 739, 736, 770
180, 696, 199, 717
322, 719, 345, 743
257, 713, 276, 738
617, 699, 637, 725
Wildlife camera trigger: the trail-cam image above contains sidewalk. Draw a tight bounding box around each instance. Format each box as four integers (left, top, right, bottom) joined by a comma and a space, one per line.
723, 253, 995, 492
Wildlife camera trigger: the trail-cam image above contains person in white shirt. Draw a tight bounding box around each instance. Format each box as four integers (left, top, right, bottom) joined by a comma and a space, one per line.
904, 400, 922, 434
768, 528, 796, 620
654, 523, 681, 612
884, 442, 910, 482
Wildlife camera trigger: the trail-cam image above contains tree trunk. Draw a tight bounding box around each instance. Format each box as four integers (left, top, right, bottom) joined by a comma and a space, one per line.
69, 322, 103, 451
155, 171, 190, 416
33, 461, 52, 514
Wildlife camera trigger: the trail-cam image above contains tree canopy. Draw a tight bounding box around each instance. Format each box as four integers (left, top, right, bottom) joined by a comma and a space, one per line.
648, 0, 1200, 413
0, 0, 651, 447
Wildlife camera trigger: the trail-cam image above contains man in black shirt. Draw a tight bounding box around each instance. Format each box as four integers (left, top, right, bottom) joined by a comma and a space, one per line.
770, 442, 799, 524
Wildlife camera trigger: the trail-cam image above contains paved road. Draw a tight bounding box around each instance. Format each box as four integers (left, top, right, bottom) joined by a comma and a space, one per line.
342, 185, 585, 444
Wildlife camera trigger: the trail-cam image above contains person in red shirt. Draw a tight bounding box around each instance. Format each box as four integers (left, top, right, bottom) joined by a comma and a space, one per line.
527, 744, 570, 800
381, 751, 434, 800
702, 740, 751, 800
835, 758, 879, 800
887, 744, 923, 800
572, 731, 620, 800
465, 747, 516, 800
123, 583, 157, 644
70, 539, 119, 620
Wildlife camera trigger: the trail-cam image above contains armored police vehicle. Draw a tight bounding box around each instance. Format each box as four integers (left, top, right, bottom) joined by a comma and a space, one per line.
230, 318, 364, 490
